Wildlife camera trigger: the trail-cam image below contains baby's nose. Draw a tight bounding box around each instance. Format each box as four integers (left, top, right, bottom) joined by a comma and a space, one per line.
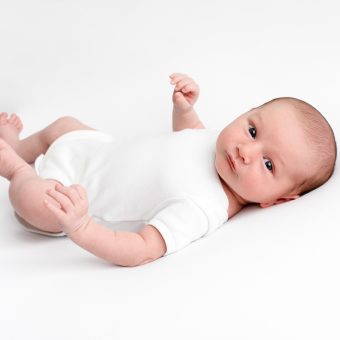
237, 142, 262, 164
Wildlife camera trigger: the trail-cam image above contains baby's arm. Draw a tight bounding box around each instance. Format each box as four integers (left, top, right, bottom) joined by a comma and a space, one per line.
170, 73, 205, 131
68, 222, 166, 267
44, 183, 166, 266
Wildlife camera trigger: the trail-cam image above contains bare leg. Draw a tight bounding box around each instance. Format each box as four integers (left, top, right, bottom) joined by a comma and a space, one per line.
0, 139, 65, 232
0, 113, 95, 164
0, 113, 96, 233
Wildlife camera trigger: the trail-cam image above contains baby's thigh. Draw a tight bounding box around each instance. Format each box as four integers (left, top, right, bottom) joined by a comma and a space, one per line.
42, 116, 96, 148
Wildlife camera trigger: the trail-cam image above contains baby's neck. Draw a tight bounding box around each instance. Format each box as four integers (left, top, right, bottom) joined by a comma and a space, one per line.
218, 175, 247, 218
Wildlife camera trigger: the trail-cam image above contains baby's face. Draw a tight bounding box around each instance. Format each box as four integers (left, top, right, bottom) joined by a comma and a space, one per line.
215, 101, 314, 206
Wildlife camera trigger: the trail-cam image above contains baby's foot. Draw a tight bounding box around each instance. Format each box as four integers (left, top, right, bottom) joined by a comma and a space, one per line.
0, 112, 23, 151
0, 138, 30, 180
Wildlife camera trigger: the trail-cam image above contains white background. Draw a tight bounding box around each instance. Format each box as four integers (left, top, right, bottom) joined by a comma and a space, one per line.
0, 1, 339, 339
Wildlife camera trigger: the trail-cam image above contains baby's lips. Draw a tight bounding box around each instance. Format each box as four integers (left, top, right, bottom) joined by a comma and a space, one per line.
227, 153, 237, 172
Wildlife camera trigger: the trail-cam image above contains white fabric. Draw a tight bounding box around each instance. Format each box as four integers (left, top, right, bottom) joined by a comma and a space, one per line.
34, 129, 229, 255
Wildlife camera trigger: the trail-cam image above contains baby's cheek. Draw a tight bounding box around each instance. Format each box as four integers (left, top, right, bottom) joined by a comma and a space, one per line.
239, 176, 265, 201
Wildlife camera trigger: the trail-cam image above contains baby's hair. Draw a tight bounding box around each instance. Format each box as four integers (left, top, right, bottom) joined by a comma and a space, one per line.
258, 97, 337, 195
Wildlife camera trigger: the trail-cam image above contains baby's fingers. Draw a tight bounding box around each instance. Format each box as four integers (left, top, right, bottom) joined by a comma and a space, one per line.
44, 199, 66, 221
174, 78, 195, 92
46, 187, 74, 211
169, 73, 187, 82
56, 184, 82, 205
181, 82, 199, 94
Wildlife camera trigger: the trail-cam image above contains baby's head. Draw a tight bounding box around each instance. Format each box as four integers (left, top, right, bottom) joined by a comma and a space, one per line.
215, 97, 337, 208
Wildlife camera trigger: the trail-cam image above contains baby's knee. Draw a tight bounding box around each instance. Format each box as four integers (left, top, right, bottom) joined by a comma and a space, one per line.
15, 212, 63, 234
43, 116, 90, 147
15, 206, 63, 234
53, 116, 83, 130
10, 179, 63, 233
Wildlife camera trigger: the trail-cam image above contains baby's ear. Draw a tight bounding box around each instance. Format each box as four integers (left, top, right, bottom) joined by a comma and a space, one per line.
259, 195, 300, 208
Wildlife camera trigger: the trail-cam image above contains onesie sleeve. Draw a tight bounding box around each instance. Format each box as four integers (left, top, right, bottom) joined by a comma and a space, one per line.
148, 198, 209, 255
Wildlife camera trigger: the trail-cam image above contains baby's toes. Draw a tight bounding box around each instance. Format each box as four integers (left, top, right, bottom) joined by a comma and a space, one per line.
0, 112, 9, 125
16, 118, 23, 132
8, 113, 16, 124
9, 113, 23, 132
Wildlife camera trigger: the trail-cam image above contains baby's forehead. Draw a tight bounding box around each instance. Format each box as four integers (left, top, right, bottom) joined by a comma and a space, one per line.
255, 100, 299, 118
247, 105, 296, 132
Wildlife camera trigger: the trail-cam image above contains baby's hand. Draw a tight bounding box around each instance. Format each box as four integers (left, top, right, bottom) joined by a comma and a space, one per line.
44, 183, 91, 234
170, 73, 200, 115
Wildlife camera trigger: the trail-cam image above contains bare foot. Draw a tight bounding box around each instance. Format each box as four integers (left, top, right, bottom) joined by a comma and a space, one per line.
0, 138, 30, 180
0, 112, 23, 152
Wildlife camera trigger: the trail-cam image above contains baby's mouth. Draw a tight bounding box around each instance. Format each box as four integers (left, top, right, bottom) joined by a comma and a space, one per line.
227, 153, 236, 172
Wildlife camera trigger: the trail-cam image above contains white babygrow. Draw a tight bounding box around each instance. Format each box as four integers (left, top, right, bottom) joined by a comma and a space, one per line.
34, 128, 229, 255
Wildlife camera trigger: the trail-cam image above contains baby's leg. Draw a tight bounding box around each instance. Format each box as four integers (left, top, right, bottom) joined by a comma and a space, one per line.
1, 114, 96, 233
0, 139, 64, 232
19, 116, 96, 164
0, 113, 95, 164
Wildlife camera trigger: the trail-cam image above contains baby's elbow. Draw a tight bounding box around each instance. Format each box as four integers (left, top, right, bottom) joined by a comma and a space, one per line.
129, 247, 166, 267
110, 227, 166, 267
112, 251, 160, 267
124, 253, 161, 267
134, 256, 160, 267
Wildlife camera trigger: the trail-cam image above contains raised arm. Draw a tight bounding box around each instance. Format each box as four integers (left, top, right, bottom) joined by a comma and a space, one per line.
170, 73, 205, 131
44, 183, 166, 266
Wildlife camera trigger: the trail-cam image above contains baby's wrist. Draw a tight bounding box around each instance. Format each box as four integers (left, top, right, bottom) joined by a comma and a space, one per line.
65, 216, 92, 237
172, 106, 194, 117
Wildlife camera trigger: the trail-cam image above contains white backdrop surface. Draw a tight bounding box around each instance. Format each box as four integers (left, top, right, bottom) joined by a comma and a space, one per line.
0, 1, 339, 339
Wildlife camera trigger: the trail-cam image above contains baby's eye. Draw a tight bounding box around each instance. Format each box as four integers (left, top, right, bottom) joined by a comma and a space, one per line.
248, 126, 256, 139
263, 158, 273, 172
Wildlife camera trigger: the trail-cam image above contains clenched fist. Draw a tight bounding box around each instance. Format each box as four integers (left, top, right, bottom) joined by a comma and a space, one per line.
170, 73, 200, 116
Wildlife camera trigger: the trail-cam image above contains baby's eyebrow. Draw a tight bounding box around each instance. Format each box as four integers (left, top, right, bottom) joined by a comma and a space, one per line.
249, 113, 263, 130
254, 113, 264, 126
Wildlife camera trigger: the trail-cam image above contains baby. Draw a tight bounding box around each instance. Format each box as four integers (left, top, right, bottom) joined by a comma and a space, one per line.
0, 73, 337, 266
